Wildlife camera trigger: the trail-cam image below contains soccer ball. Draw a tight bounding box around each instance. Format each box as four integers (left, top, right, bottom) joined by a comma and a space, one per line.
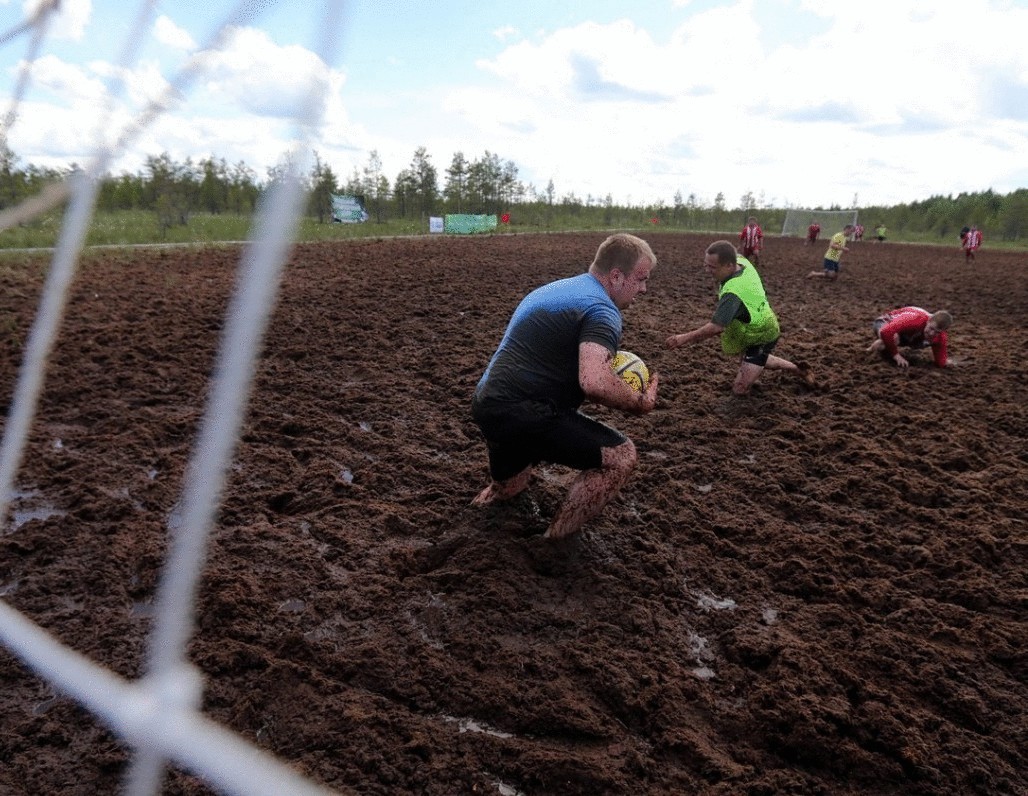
611, 350, 649, 392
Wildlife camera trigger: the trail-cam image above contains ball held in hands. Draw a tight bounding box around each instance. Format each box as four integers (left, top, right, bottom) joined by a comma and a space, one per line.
611, 350, 649, 392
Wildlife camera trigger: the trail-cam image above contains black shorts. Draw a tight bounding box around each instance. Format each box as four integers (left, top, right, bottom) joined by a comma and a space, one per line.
471, 397, 627, 482
742, 338, 778, 367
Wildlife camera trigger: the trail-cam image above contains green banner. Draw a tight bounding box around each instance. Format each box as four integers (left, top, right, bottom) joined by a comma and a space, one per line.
444, 214, 497, 234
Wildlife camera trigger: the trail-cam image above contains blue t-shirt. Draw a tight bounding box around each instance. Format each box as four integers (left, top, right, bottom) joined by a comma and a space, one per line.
475, 272, 622, 409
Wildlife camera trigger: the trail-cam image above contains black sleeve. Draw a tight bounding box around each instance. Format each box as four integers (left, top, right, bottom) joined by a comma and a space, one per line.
712, 292, 749, 326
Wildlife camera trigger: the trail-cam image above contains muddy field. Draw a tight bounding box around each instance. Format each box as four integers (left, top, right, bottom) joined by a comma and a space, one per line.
0, 231, 1025, 795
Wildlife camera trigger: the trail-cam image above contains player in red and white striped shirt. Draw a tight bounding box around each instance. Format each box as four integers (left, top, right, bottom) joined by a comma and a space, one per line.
962, 225, 982, 262
738, 216, 763, 266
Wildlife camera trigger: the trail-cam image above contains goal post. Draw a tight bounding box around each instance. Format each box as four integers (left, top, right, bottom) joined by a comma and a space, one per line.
781, 208, 859, 237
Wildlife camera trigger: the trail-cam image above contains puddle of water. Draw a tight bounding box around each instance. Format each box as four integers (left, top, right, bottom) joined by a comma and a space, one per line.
10, 506, 66, 529
696, 592, 736, 612
686, 630, 710, 659
4, 487, 66, 531
441, 715, 513, 739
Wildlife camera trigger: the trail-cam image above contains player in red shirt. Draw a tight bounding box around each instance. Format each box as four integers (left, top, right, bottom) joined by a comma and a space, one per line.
853, 224, 864, 241
866, 307, 953, 368
962, 225, 982, 262
739, 216, 763, 265
805, 221, 820, 245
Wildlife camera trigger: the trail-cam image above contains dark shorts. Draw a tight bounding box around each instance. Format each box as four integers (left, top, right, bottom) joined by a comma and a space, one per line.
742, 338, 779, 367
471, 397, 627, 482
822, 259, 840, 272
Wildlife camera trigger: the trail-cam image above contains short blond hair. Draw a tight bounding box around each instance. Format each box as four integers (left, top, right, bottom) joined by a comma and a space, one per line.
591, 233, 657, 275
931, 310, 953, 330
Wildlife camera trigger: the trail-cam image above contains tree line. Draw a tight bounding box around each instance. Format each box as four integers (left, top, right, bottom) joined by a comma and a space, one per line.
1, 142, 1025, 241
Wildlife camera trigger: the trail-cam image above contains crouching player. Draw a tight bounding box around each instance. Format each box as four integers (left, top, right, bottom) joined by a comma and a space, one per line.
867, 307, 953, 368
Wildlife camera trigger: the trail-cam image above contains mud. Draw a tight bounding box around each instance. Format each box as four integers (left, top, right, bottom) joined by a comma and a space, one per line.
0, 232, 1025, 795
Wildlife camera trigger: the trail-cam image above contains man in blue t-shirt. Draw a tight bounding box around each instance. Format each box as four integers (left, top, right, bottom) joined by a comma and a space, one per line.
471, 233, 659, 540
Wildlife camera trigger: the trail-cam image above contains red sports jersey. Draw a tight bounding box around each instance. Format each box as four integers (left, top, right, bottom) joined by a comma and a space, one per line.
877, 307, 948, 367
963, 229, 982, 250
739, 224, 763, 251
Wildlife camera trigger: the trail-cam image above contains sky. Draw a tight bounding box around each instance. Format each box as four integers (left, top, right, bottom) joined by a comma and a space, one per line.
1, 0, 1028, 210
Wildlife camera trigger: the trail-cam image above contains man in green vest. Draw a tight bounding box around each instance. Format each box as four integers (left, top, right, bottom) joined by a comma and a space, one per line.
665, 240, 814, 395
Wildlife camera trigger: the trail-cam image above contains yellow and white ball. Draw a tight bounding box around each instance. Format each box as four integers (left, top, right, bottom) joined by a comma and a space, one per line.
611, 350, 649, 392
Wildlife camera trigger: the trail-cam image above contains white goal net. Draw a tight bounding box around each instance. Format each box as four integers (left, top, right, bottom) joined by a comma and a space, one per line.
0, 1, 344, 795
781, 208, 859, 237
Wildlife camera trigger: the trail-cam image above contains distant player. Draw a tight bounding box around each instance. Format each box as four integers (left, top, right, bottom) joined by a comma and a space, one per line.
738, 216, 763, 266
805, 220, 821, 245
807, 224, 854, 281
962, 225, 982, 263
867, 307, 952, 368
853, 224, 864, 241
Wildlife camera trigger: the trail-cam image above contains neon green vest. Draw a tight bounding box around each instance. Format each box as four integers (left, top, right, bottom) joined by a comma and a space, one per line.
718, 259, 780, 355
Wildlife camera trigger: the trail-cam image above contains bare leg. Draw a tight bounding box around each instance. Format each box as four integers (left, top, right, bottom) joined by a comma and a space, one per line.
545, 440, 637, 539
764, 354, 816, 386
732, 361, 765, 395
764, 354, 799, 374
472, 466, 532, 505
866, 339, 885, 353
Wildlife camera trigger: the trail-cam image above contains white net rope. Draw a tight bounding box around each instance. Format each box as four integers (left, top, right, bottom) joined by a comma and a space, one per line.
781, 208, 859, 237
0, 2, 344, 794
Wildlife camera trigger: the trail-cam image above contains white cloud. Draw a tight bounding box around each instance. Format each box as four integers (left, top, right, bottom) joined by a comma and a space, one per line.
153, 15, 196, 52
22, 52, 105, 104
24, 0, 90, 41
198, 27, 332, 119
431, 1, 1028, 206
